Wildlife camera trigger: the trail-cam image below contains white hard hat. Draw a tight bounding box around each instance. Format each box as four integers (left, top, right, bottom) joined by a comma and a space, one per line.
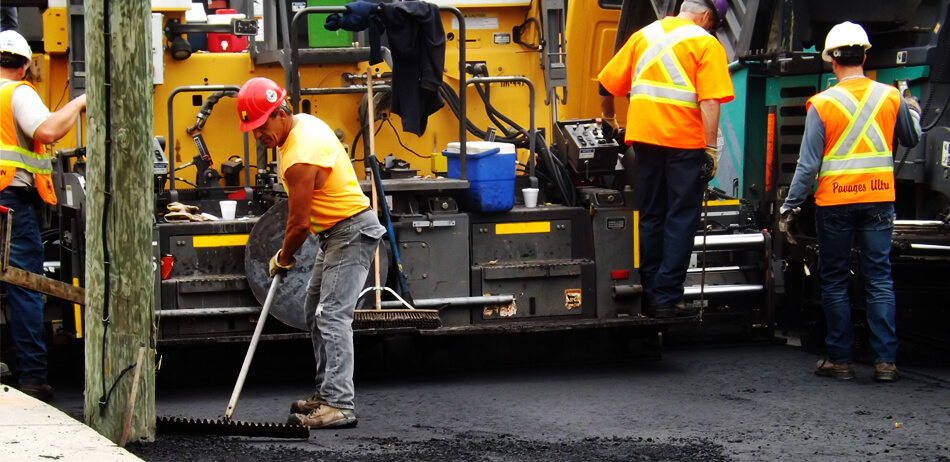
0, 30, 32, 66
822, 21, 871, 62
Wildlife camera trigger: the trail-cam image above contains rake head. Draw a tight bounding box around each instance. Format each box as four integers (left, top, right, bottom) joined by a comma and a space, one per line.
353, 309, 442, 330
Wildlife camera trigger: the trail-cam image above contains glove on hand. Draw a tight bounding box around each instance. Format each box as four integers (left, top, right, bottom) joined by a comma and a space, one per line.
600, 114, 619, 141
778, 208, 800, 245
904, 95, 921, 116
269, 249, 296, 277
700, 146, 718, 182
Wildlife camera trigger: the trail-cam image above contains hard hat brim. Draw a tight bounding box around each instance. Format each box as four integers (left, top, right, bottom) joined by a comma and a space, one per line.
821, 43, 872, 62
239, 111, 271, 132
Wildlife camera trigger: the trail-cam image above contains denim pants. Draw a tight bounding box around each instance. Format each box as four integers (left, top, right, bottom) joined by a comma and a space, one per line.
303, 209, 384, 410
816, 202, 897, 364
0, 189, 48, 385
634, 143, 705, 307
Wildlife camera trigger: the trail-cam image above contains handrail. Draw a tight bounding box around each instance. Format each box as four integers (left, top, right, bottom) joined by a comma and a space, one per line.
165, 85, 250, 202
287, 5, 469, 179
465, 76, 537, 185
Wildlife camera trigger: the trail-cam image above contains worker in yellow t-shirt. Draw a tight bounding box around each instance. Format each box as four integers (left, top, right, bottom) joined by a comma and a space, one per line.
236, 77, 385, 429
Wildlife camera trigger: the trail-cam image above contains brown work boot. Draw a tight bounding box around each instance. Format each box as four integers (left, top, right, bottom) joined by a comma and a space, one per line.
290, 393, 327, 414
19, 383, 54, 402
674, 299, 697, 316
873, 363, 899, 382
288, 404, 357, 429
815, 359, 855, 380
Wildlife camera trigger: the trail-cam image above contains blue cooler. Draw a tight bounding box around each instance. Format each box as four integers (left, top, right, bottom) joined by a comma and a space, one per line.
443, 141, 516, 212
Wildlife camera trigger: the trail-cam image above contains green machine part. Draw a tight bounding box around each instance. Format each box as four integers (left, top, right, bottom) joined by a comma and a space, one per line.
722, 64, 929, 211
717, 64, 767, 204
307, 0, 353, 48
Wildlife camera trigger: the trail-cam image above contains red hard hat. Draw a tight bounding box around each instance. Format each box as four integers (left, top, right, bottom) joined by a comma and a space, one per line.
236, 77, 287, 132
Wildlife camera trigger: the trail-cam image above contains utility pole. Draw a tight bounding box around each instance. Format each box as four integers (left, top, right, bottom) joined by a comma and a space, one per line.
83, 0, 157, 444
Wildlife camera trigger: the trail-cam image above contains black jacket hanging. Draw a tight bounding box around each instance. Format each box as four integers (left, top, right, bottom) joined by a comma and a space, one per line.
376, 1, 445, 136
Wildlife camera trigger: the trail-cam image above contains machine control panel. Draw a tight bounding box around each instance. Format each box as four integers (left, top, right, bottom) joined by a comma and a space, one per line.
554, 119, 624, 174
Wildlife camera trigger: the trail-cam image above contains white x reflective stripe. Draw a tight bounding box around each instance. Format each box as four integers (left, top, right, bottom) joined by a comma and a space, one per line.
826, 82, 889, 157
660, 53, 688, 86
634, 23, 708, 81
0, 147, 53, 174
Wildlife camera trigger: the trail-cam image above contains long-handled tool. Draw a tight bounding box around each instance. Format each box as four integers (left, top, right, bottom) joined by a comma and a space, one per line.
225, 271, 281, 420
157, 271, 309, 439
353, 70, 440, 330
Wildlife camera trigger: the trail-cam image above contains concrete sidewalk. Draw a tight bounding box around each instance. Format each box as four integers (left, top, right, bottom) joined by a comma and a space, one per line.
0, 385, 143, 462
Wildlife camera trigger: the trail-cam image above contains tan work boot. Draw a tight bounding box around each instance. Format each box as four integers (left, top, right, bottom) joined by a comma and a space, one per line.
288, 404, 357, 429
815, 359, 855, 380
290, 393, 327, 414
873, 362, 898, 382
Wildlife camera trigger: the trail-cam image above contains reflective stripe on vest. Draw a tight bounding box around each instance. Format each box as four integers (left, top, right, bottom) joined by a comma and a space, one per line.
629, 22, 708, 108
818, 82, 893, 177
0, 145, 53, 174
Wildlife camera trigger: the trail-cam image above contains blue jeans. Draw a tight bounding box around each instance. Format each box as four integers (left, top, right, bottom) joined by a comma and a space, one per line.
304, 209, 384, 410
816, 202, 897, 364
634, 143, 705, 306
0, 189, 48, 385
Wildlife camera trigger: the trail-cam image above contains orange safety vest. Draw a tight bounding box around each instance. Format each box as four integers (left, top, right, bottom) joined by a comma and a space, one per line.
809, 78, 900, 206
598, 17, 734, 149
0, 79, 57, 205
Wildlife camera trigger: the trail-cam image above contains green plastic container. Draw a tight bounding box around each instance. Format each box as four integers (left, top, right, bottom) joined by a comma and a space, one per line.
307, 0, 352, 48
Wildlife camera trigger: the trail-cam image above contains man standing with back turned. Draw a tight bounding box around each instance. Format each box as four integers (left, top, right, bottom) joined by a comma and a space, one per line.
236, 77, 384, 428
780, 22, 921, 382
1, 30, 86, 402
598, 0, 734, 318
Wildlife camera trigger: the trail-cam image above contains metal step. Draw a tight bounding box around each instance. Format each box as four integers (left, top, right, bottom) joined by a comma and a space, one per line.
683, 284, 764, 297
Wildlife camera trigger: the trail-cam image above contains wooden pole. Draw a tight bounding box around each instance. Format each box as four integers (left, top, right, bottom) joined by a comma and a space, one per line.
84, 0, 157, 443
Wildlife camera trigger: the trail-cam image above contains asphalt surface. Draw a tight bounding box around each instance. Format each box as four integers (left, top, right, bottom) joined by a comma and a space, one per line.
46, 331, 950, 462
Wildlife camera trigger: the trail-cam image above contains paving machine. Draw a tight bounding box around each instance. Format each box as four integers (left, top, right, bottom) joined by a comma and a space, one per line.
13, 0, 948, 361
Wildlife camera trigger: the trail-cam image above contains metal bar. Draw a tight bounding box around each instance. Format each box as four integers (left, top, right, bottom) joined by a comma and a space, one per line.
379, 294, 513, 309
156, 295, 515, 319
465, 76, 536, 183
693, 233, 766, 249
166, 85, 245, 201
301, 85, 391, 96
156, 307, 262, 318
0, 266, 85, 305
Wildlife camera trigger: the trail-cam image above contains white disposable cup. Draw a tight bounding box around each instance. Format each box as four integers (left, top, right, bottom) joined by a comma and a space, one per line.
220, 200, 237, 219
522, 188, 539, 208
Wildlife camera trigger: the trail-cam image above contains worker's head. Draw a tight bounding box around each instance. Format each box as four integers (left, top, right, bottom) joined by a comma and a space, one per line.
236, 77, 291, 148
680, 0, 728, 33
0, 30, 32, 79
822, 21, 871, 67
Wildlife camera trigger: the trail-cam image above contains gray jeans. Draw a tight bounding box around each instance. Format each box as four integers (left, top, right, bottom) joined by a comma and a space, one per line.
304, 209, 385, 410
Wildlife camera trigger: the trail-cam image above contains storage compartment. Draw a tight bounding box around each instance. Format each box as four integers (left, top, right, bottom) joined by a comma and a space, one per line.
443, 141, 516, 212
207, 9, 248, 52
307, 0, 353, 48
